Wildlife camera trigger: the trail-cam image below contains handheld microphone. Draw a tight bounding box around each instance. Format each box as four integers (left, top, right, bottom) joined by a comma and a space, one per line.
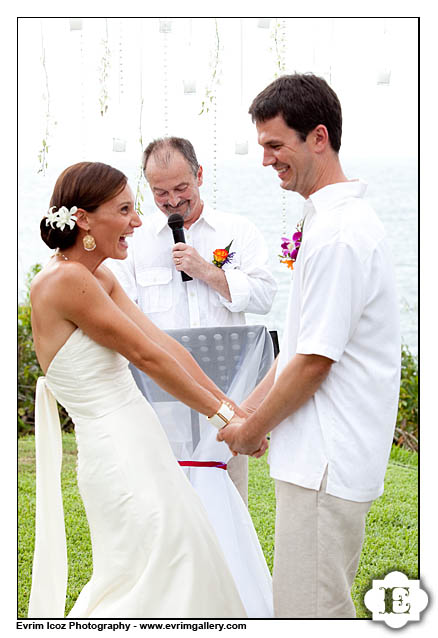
167, 213, 193, 282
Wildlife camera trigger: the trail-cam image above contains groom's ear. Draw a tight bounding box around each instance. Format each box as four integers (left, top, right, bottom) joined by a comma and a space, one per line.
75, 209, 89, 231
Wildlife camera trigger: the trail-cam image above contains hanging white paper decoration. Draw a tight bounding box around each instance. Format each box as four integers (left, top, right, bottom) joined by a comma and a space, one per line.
377, 69, 391, 85
183, 79, 196, 94
235, 140, 248, 155
113, 138, 127, 152
69, 19, 83, 31
159, 19, 172, 33
258, 19, 271, 29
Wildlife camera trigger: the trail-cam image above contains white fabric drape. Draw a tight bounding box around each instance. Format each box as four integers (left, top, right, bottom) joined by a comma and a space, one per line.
28, 377, 67, 618
129, 324, 275, 617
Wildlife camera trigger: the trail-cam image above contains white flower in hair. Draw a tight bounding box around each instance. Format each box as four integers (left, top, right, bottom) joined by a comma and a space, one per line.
46, 206, 59, 228
46, 205, 78, 231
56, 206, 78, 231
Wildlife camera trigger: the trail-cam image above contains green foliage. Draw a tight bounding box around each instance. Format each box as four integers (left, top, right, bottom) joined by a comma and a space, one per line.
18, 433, 92, 617
395, 344, 418, 450
352, 455, 418, 617
18, 265, 42, 435
18, 264, 73, 436
199, 19, 221, 115
18, 436, 417, 618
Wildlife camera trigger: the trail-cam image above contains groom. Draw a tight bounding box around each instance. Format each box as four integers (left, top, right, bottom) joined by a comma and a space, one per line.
218, 73, 401, 618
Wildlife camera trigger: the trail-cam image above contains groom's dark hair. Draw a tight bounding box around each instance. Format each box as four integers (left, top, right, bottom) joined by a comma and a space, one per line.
248, 73, 343, 153
143, 137, 200, 178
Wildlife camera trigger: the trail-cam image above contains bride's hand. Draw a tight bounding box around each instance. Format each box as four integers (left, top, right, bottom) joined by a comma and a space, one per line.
217, 418, 268, 457
250, 436, 269, 458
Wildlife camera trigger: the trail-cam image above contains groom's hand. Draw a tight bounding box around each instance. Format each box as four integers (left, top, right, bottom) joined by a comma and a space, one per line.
217, 417, 269, 457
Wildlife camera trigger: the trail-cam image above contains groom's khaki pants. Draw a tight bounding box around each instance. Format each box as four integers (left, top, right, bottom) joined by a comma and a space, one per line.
273, 470, 372, 618
227, 454, 248, 505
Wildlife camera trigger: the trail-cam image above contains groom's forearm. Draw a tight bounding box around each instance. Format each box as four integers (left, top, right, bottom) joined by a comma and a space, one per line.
241, 353, 333, 441
240, 358, 278, 414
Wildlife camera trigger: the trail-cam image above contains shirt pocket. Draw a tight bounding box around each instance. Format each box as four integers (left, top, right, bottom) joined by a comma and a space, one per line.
137, 267, 173, 313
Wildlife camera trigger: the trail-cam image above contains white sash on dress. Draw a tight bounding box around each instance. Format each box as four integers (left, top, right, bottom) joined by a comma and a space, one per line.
28, 377, 67, 618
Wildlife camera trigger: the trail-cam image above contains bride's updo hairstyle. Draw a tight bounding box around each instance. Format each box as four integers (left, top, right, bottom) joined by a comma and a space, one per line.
40, 161, 128, 250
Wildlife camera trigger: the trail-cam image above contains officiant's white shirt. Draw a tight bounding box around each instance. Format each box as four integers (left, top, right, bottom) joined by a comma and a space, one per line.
107, 203, 277, 328
269, 180, 401, 502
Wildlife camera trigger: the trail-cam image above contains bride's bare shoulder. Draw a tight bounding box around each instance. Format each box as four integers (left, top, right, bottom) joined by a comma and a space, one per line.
30, 260, 93, 305
95, 264, 117, 294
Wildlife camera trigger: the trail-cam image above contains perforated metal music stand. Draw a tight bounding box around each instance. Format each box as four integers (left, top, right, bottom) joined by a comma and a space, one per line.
129, 325, 274, 455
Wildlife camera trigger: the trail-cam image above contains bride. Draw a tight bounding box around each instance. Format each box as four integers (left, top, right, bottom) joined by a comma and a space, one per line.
28, 161, 268, 619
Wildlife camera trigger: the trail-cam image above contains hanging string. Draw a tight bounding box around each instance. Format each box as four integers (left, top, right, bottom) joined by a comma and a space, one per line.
281, 191, 288, 236
135, 21, 146, 215
211, 19, 220, 209
281, 19, 287, 233
118, 19, 125, 107
163, 27, 169, 135
377, 18, 391, 85
235, 19, 248, 155
112, 19, 127, 151
183, 18, 196, 94
212, 93, 217, 209
328, 18, 334, 85
99, 18, 110, 117
271, 18, 287, 233
280, 19, 287, 73
240, 18, 244, 106
199, 18, 220, 115
37, 19, 51, 175
79, 28, 86, 159
272, 18, 286, 78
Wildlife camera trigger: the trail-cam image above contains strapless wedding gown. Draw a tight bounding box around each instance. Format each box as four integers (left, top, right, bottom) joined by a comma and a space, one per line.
28, 328, 246, 619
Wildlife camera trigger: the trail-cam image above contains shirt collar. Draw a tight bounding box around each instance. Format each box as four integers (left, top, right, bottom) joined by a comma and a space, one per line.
152, 211, 171, 235
305, 179, 368, 215
195, 202, 218, 230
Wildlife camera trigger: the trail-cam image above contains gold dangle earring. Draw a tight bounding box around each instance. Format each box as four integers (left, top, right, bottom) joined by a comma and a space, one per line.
83, 231, 96, 252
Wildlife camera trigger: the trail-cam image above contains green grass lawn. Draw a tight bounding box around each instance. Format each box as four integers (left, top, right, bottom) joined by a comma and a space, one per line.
18, 434, 418, 618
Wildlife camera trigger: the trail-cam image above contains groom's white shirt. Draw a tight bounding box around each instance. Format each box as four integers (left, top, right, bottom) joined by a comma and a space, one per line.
269, 180, 401, 502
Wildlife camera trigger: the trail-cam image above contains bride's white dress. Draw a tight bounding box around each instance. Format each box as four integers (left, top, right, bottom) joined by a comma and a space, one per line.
28, 328, 247, 618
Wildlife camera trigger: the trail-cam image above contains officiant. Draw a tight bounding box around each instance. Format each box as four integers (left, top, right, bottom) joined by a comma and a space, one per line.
107, 136, 277, 503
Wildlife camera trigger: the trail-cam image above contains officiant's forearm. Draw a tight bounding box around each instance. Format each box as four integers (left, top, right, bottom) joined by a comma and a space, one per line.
201, 264, 231, 301
242, 353, 333, 439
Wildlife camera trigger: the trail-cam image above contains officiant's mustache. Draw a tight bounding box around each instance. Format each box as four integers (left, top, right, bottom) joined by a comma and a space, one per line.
165, 201, 191, 217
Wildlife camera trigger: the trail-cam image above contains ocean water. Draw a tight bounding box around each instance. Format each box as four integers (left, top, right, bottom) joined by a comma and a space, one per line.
18, 154, 418, 353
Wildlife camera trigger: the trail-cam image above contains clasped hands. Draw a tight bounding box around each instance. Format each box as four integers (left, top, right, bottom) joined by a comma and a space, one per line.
216, 414, 268, 459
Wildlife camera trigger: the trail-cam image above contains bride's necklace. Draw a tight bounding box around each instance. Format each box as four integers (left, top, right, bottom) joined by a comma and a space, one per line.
53, 249, 69, 261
